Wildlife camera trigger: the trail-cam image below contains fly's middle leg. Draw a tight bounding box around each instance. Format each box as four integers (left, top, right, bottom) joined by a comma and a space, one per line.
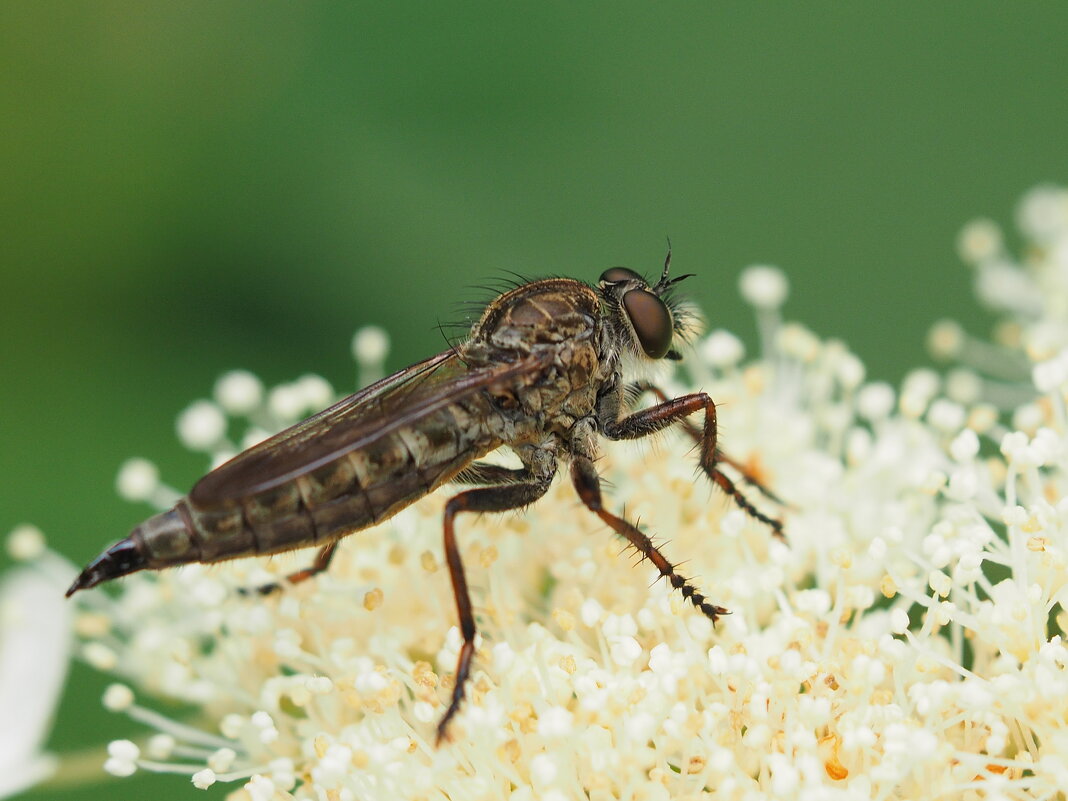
437, 467, 555, 744
569, 456, 728, 622
242, 541, 340, 596
606, 386, 785, 540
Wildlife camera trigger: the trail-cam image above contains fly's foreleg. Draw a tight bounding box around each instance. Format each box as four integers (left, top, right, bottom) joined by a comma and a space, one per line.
606, 386, 784, 540
628, 380, 788, 506
570, 456, 728, 622
243, 540, 340, 596
437, 470, 554, 744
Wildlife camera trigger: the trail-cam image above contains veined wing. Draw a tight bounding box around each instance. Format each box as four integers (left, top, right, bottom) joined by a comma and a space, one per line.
190, 349, 550, 505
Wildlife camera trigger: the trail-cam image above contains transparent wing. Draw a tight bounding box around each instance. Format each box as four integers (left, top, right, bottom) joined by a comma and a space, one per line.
189, 349, 550, 505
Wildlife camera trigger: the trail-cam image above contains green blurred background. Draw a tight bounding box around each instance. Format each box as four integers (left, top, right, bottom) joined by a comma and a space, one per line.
2, 3, 1066, 798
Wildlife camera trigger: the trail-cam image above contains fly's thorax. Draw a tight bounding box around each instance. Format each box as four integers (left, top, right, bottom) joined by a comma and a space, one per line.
471, 278, 602, 353
464, 278, 608, 424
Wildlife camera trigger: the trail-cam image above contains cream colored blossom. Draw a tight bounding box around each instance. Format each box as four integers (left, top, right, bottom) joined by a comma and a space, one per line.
61, 187, 1068, 799
0, 540, 76, 798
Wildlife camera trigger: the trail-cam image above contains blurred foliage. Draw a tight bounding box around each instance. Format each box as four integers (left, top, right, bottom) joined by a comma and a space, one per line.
1, 3, 1066, 799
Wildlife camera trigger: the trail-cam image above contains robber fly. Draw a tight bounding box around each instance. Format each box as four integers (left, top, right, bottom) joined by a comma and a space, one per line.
68, 249, 783, 743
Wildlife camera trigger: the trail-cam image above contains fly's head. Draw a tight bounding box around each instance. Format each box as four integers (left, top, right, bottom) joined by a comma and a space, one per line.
597, 249, 698, 370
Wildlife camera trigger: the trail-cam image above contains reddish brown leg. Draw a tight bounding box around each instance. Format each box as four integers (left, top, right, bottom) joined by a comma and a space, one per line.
629, 381, 788, 508
606, 386, 785, 540
436, 474, 553, 744
571, 457, 728, 622
244, 541, 340, 596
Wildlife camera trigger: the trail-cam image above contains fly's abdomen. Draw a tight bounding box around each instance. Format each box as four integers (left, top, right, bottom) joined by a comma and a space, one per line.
180, 400, 499, 562
312, 400, 497, 534
66, 397, 502, 597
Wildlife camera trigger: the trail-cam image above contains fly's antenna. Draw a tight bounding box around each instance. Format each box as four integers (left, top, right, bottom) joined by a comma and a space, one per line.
653, 238, 694, 293
660, 238, 672, 284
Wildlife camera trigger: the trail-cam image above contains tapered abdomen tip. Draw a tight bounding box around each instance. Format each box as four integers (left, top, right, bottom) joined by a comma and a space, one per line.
65, 575, 88, 598
65, 538, 148, 597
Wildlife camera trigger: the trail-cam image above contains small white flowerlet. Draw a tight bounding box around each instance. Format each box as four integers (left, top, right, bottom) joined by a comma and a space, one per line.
244, 774, 277, 801
956, 218, 1002, 263
352, 325, 390, 365
213, 369, 264, 414
700, 329, 745, 368
949, 428, 980, 461
944, 368, 983, 405
103, 739, 140, 777
536, 706, 574, 738
176, 400, 227, 451
102, 683, 134, 712
928, 319, 966, 360
208, 747, 237, 772
146, 733, 176, 759
609, 635, 643, 666
115, 458, 160, 503
856, 381, 896, 421
6, 525, 47, 562
927, 398, 966, 433
296, 374, 334, 411
738, 264, 789, 309
1017, 184, 1068, 243
1032, 357, 1067, 393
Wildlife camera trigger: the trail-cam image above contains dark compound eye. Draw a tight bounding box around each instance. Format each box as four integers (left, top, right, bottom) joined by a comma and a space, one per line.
599, 267, 645, 284
622, 288, 673, 359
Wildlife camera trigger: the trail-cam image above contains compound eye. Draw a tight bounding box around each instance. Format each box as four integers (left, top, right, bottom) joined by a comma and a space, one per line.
600, 267, 644, 285
622, 289, 673, 359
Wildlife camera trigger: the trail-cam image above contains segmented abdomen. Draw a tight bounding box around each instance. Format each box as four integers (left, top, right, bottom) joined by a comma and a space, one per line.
142, 398, 501, 568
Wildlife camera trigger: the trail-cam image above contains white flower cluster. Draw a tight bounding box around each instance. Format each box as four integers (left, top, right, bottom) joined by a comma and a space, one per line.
64, 190, 1068, 800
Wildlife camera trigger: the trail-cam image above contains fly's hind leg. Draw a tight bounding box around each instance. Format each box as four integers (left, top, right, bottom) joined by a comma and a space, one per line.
570, 456, 728, 622
606, 384, 785, 540
436, 459, 556, 744
242, 540, 340, 596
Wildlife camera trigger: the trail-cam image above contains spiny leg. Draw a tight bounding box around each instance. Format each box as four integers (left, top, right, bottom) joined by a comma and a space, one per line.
243, 540, 340, 596
628, 381, 787, 507
570, 456, 728, 621
605, 386, 784, 540
437, 472, 554, 744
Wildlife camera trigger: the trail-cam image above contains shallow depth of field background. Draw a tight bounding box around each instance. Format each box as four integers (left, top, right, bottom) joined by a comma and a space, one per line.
2, 5, 1067, 799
